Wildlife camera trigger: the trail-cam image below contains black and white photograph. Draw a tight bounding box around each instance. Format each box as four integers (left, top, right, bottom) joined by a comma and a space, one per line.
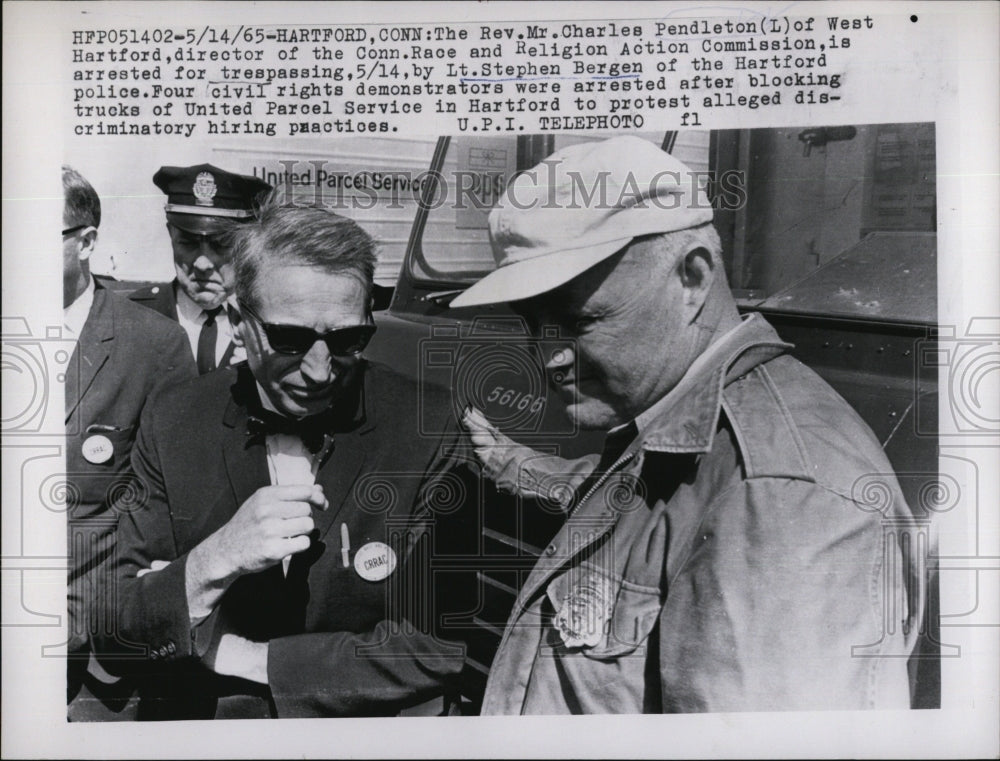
2, 2, 997, 758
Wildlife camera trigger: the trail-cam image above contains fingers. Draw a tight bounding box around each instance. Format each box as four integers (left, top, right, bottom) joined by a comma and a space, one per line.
280, 515, 315, 538
283, 534, 311, 555
462, 405, 494, 433
463, 406, 502, 448
305, 484, 329, 511
264, 483, 326, 503
254, 485, 328, 516
137, 559, 171, 577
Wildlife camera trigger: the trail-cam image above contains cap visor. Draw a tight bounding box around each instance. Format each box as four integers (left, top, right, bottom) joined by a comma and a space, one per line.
166, 211, 234, 235
449, 238, 631, 308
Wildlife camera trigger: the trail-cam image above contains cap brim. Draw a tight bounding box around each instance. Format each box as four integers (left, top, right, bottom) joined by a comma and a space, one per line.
449, 237, 631, 308
166, 211, 235, 236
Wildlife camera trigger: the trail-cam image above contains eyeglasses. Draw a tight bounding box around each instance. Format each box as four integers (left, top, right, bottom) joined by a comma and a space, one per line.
62, 224, 89, 236
239, 300, 377, 357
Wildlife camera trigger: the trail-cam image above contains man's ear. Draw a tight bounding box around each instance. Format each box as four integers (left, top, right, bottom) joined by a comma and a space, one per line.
77, 226, 98, 263
678, 246, 715, 315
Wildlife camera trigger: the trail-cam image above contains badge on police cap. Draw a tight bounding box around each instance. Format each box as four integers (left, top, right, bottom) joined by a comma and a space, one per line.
554, 573, 614, 649
82, 434, 114, 464
353, 541, 397, 582
193, 171, 217, 207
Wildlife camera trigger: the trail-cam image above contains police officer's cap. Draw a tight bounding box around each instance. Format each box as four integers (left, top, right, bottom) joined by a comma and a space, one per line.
154, 164, 272, 235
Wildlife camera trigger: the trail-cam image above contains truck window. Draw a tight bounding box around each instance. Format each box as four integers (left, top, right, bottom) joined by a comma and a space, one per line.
407, 131, 710, 284
402, 125, 935, 326
719, 123, 936, 324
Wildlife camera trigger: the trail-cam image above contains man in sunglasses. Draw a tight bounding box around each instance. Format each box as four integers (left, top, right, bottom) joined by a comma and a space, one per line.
99, 200, 473, 719
129, 164, 272, 374
61, 166, 196, 721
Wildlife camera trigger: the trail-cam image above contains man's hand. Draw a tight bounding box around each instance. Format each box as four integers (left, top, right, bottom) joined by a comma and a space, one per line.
136, 559, 170, 577
185, 484, 328, 621
462, 406, 532, 493
199, 617, 269, 685
206, 483, 327, 577
461, 406, 591, 506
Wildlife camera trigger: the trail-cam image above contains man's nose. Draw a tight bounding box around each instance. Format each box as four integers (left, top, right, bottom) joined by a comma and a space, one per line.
299, 340, 334, 384
191, 251, 215, 272
192, 240, 223, 269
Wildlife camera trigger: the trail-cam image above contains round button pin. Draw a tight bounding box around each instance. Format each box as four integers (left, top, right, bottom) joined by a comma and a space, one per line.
353, 541, 397, 582
82, 434, 113, 464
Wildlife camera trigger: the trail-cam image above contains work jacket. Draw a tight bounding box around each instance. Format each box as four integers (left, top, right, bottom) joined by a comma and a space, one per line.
481, 314, 922, 714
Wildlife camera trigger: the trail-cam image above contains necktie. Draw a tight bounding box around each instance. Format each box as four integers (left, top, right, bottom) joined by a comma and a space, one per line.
247, 409, 339, 454
196, 306, 223, 375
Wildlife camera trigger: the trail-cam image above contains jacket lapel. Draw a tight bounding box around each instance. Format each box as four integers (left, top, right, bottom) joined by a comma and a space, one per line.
65, 286, 113, 422
164, 281, 180, 321
221, 369, 271, 509
310, 431, 367, 541
311, 370, 374, 541
514, 501, 620, 614
219, 340, 239, 369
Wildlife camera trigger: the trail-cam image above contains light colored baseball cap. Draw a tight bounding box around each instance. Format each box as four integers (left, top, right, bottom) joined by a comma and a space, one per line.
449, 136, 714, 309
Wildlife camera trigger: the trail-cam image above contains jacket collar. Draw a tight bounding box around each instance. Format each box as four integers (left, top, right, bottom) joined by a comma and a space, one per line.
627, 313, 792, 457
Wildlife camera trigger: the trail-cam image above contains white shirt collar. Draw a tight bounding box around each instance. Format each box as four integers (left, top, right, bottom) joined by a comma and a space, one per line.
176, 284, 214, 324
63, 276, 96, 338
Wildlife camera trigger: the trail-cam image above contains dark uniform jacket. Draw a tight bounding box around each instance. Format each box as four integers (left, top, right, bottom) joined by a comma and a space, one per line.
129, 280, 238, 370
481, 314, 922, 714
67, 282, 196, 715
99, 361, 477, 719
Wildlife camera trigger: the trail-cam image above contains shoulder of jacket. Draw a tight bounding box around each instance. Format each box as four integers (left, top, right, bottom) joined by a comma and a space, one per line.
147, 366, 235, 427
109, 290, 187, 344
128, 281, 171, 299
721, 354, 892, 497
720, 355, 819, 482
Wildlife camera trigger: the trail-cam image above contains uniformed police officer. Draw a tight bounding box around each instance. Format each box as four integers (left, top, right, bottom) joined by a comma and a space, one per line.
129, 164, 271, 374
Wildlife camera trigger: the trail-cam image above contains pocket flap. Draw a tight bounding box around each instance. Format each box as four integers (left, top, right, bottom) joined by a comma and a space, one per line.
546, 571, 662, 659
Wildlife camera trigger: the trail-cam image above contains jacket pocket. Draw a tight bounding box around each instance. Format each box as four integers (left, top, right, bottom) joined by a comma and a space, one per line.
545, 571, 662, 660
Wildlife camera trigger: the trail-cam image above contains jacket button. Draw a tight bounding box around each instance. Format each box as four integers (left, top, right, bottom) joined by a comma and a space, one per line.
545, 544, 557, 555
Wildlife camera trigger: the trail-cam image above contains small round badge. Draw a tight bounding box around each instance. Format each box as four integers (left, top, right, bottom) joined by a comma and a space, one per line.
353, 541, 397, 582
82, 434, 114, 464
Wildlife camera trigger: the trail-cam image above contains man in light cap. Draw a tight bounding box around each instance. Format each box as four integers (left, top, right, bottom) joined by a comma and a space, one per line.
457, 136, 921, 713
130, 164, 272, 374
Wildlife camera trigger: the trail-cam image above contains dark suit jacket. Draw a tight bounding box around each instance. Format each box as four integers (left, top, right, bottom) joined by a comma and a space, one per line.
67, 282, 197, 655
129, 280, 238, 371
101, 361, 478, 718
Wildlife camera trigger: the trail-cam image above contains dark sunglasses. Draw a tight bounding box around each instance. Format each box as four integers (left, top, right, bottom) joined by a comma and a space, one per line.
62, 224, 90, 236
239, 300, 376, 357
